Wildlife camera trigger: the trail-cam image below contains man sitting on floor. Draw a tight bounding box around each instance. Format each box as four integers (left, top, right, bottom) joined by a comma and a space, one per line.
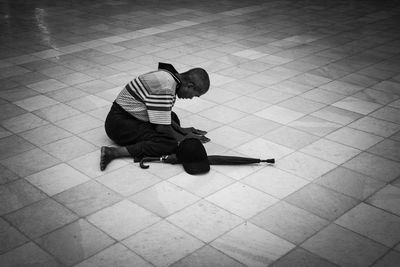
100, 62, 210, 171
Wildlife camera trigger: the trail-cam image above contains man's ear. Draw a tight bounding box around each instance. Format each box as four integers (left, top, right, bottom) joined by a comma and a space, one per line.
188, 82, 195, 89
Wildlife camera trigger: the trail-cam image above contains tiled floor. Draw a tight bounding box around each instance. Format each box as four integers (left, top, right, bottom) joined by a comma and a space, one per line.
1, 0, 400, 266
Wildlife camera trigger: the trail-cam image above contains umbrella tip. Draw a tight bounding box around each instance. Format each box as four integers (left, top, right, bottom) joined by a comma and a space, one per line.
261, 158, 275, 164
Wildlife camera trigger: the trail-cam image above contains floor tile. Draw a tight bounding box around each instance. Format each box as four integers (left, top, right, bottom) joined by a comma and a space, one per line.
301, 138, 361, 165
344, 152, 400, 183
0, 135, 36, 160
335, 203, 400, 247
230, 115, 281, 136
5, 198, 77, 238
27, 78, 68, 93
316, 167, 385, 200
123, 220, 204, 267
368, 139, 400, 162
66, 95, 110, 112
198, 105, 247, 124
167, 200, 243, 242
225, 96, 271, 114
371, 106, 400, 124
302, 224, 388, 267
206, 125, 255, 149
0, 217, 28, 254
0, 242, 61, 267
278, 151, 337, 181
332, 96, 382, 115
33, 102, 81, 122
18, 124, 72, 147
255, 105, 305, 124
243, 167, 308, 199
211, 223, 295, 267
97, 165, 161, 197
0, 178, 47, 215
251, 201, 329, 245
54, 180, 122, 217
348, 116, 400, 137
367, 185, 400, 216
234, 137, 294, 160
281, 94, 327, 114
171, 245, 245, 267
168, 170, 234, 197
36, 219, 114, 266
26, 163, 90, 196
75, 243, 153, 267
285, 183, 359, 221
326, 127, 384, 150
54, 113, 103, 134
270, 247, 338, 267
206, 182, 278, 219
371, 250, 400, 267
1, 112, 49, 133
0, 164, 19, 185
311, 105, 363, 125
263, 126, 320, 150
288, 115, 342, 137
13, 95, 58, 112
87, 200, 160, 240
130, 181, 199, 218
41, 136, 97, 161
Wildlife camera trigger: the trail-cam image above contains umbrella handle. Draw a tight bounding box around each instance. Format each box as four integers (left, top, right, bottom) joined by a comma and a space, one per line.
139, 157, 162, 169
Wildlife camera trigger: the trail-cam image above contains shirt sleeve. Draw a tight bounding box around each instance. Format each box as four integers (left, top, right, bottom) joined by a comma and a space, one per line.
134, 74, 176, 125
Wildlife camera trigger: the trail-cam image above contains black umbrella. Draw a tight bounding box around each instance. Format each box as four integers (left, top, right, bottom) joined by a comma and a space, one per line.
139, 154, 275, 169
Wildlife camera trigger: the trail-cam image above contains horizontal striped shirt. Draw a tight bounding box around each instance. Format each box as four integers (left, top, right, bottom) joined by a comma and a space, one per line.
116, 69, 179, 125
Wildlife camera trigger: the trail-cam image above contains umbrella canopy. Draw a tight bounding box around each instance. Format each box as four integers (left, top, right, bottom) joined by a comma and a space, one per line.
139, 154, 274, 169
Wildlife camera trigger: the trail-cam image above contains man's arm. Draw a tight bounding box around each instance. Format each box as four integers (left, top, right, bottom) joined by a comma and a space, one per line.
155, 124, 184, 142
155, 124, 210, 143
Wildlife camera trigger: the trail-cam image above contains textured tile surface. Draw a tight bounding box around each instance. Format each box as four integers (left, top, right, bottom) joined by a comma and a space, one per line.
1, 0, 400, 265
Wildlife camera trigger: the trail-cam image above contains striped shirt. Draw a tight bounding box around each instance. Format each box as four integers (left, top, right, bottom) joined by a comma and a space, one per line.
116, 66, 180, 125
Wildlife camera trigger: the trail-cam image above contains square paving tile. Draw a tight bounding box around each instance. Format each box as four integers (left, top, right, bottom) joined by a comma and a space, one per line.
96, 165, 161, 197
343, 152, 400, 183
123, 221, 204, 267
367, 185, 400, 216
206, 182, 278, 219
251, 201, 329, 245
87, 200, 160, 240
36, 219, 114, 266
0, 242, 61, 267
300, 138, 361, 165
211, 223, 295, 267
5, 198, 77, 238
54, 180, 122, 216
0, 217, 28, 254
302, 224, 388, 267
167, 200, 243, 243
26, 163, 90, 196
0, 179, 47, 215
335, 203, 400, 247
130, 181, 200, 218
270, 247, 338, 267
277, 151, 337, 181
0, 148, 60, 178
243, 167, 309, 199
41, 136, 97, 161
285, 183, 359, 221
75, 243, 153, 267
171, 245, 245, 267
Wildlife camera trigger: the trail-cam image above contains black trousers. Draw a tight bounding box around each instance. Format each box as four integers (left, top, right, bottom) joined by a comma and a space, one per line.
105, 102, 179, 160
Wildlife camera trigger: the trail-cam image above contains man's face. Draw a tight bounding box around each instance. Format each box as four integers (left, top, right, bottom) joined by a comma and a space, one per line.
177, 84, 202, 99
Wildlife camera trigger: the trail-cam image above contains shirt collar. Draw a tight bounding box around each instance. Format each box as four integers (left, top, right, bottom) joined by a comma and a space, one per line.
158, 62, 182, 86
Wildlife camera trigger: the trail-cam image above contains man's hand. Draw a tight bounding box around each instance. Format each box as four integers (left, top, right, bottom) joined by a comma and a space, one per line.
184, 132, 210, 143
179, 127, 208, 135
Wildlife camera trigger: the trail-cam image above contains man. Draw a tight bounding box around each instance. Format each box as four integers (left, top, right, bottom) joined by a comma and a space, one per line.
100, 62, 210, 171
